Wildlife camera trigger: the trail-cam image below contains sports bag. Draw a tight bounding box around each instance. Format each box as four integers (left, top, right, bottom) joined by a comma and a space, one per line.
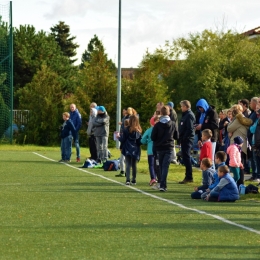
103, 160, 119, 171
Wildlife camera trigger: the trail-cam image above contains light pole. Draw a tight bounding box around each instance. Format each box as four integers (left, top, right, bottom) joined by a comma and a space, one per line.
116, 0, 122, 149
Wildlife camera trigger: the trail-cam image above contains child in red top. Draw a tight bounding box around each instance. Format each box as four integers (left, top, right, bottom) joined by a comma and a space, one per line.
198, 129, 213, 163
227, 136, 244, 183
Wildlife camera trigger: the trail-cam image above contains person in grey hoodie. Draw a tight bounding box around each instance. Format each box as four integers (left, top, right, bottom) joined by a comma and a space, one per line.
93, 106, 110, 163
151, 105, 178, 192
87, 107, 98, 161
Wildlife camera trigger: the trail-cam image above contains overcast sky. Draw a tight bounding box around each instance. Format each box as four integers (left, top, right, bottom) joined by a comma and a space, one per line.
5, 0, 260, 67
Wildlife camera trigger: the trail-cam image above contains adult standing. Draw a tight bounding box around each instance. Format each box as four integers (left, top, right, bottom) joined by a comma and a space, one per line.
69, 103, 82, 162
93, 106, 110, 163
238, 99, 251, 118
167, 101, 178, 164
151, 105, 178, 191
196, 99, 219, 167
178, 100, 195, 184
247, 97, 259, 181
87, 102, 98, 161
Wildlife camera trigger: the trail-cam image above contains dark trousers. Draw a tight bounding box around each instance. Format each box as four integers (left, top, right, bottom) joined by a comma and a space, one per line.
157, 150, 173, 189
125, 155, 137, 182
181, 141, 193, 180
89, 135, 98, 161
148, 155, 156, 180
237, 152, 245, 187
154, 153, 161, 183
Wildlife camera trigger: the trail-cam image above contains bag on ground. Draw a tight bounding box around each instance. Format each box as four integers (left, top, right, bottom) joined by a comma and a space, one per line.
103, 160, 119, 171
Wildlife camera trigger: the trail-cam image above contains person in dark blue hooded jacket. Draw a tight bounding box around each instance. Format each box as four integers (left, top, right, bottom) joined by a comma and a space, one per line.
196, 99, 219, 167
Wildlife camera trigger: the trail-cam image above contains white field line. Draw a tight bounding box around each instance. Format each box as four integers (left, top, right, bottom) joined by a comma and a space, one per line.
33, 152, 260, 235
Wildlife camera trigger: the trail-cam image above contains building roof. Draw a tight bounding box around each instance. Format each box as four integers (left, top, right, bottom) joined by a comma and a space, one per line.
243, 26, 260, 39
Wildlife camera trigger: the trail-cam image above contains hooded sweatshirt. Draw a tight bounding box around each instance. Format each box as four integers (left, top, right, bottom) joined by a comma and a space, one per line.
151, 115, 178, 151
196, 99, 219, 142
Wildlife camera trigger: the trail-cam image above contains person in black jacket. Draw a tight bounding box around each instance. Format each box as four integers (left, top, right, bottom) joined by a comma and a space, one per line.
195, 98, 219, 168
178, 100, 195, 184
151, 105, 178, 191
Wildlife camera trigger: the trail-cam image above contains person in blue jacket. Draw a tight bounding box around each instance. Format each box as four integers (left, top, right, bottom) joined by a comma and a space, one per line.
141, 115, 160, 186
59, 112, 77, 163
69, 103, 82, 162
205, 165, 239, 202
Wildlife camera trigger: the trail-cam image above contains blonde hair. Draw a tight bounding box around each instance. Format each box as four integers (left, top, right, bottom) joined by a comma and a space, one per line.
202, 129, 213, 139
129, 115, 142, 133
63, 112, 70, 118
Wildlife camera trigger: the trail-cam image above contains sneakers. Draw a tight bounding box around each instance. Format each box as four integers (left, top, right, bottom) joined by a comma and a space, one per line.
125, 180, 130, 185
171, 160, 178, 164
159, 187, 167, 192
58, 159, 65, 162
149, 179, 157, 186
76, 157, 80, 162
152, 183, 160, 190
131, 180, 136, 186
115, 171, 125, 177
64, 160, 71, 163
179, 178, 193, 184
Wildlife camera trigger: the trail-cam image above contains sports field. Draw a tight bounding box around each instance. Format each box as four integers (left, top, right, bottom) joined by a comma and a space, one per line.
0, 145, 260, 259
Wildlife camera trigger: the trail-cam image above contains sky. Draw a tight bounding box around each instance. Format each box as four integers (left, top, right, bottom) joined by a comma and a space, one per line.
2, 0, 260, 67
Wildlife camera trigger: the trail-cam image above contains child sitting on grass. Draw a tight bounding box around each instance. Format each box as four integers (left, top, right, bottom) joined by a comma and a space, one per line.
191, 158, 215, 199
141, 115, 160, 186
201, 151, 227, 200
227, 136, 244, 183
205, 165, 239, 202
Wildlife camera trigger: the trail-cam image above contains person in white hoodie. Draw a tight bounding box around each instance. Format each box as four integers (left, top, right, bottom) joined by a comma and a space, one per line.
87, 106, 98, 161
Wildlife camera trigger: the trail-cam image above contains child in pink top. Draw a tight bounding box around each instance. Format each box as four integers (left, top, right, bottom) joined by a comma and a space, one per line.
227, 136, 244, 183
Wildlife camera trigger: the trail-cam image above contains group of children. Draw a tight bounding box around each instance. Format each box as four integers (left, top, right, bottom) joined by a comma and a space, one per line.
189, 127, 244, 201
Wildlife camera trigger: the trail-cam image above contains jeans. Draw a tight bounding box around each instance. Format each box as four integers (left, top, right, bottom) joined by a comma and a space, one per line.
256, 153, 260, 179
208, 191, 219, 202
157, 150, 173, 189
61, 135, 72, 160
148, 155, 156, 180
96, 136, 108, 162
125, 155, 137, 182
120, 153, 125, 172
251, 150, 259, 178
181, 141, 193, 180
73, 132, 80, 159
89, 135, 98, 160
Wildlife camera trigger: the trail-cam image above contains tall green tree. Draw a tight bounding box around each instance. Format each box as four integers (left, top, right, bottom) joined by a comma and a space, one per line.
50, 21, 79, 63
16, 64, 65, 145
13, 25, 77, 108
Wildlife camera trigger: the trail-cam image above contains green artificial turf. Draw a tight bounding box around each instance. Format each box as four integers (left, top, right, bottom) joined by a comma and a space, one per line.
0, 145, 260, 259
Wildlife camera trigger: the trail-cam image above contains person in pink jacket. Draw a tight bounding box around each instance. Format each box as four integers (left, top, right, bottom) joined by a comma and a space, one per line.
227, 136, 244, 184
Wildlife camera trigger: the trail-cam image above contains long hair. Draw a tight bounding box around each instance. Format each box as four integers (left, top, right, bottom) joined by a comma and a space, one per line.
129, 115, 142, 133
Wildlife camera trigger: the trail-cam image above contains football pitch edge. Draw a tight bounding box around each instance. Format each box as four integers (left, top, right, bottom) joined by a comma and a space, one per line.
34, 152, 260, 236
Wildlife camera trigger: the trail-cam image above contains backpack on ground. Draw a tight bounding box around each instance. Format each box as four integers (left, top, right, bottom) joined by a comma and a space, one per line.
245, 184, 259, 194
103, 160, 119, 171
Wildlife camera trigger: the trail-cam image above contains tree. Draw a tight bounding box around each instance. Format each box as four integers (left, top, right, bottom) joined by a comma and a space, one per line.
80, 35, 115, 70
13, 25, 77, 108
50, 21, 79, 63
16, 65, 65, 145
165, 29, 260, 111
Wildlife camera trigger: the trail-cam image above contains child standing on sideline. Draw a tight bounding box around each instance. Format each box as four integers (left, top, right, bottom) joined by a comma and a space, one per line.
201, 151, 227, 200
191, 158, 215, 199
198, 129, 213, 164
205, 165, 239, 202
227, 136, 244, 183
117, 115, 142, 185
60, 112, 77, 163
141, 116, 160, 186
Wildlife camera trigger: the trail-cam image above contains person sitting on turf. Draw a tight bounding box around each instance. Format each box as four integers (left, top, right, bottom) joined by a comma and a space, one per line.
191, 158, 215, 199
205, 165, 239, 202
201, 151, 227, 200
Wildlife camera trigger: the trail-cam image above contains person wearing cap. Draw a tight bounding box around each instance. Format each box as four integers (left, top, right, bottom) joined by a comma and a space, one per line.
93, 106, 110, 163
167, 101, 178, 164
227, 136, 244, 185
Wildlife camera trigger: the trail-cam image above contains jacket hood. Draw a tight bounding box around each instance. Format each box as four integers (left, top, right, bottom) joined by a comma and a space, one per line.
236, 113, 253, 127
160, 115, 171, 124
91, 108, 97, 117
196, 99, 209, 112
